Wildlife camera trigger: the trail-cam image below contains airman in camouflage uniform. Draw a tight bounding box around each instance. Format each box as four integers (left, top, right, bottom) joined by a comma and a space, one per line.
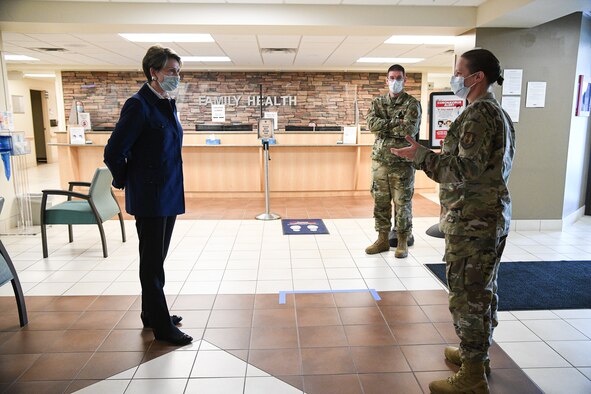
391, 49, 515, 394
365, 64, 421, 258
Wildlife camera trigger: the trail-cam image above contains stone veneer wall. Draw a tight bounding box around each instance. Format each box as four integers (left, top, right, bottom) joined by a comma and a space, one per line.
61, 71, 422, 130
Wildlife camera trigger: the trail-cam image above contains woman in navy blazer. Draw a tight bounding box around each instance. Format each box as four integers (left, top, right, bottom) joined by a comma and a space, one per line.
104, 45, 191, 346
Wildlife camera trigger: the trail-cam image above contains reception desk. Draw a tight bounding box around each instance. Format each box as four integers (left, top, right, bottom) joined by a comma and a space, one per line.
51, 131, 436, 197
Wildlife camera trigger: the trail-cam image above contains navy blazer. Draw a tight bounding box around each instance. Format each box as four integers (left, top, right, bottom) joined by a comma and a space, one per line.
104, 84, 185, 217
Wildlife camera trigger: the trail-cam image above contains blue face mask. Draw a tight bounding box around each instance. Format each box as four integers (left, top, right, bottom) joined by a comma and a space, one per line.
450, 73, 477, 99
158, 75, 180, 92
388, 79, 404, 94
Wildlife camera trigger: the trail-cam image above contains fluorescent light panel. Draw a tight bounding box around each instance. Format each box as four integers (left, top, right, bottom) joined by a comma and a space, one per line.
385, 35, 457, 45
357, 57, 424, 63
119, 33, 214, 43
182, 56, 231, 62
24, 73, 55, 78
4, 54, 40, 61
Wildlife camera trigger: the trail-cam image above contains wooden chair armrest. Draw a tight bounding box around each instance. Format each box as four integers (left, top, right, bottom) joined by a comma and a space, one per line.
68, 181, 91, 192
41, 189, 90, 200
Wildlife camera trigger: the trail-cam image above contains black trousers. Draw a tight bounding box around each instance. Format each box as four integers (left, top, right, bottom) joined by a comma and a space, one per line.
135, 215, 176, 334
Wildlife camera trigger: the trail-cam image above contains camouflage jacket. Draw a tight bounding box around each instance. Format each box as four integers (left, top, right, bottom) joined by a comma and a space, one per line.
367, 91, 421, 166
413, 92, 515, 238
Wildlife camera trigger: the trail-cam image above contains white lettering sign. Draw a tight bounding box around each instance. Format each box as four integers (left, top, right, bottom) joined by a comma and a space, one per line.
196, 95, 297, 107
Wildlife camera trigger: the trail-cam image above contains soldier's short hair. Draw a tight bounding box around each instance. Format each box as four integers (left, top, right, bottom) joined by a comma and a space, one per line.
387, 64, 405, 76
461, 49, 504, 86
142, 45, 182, 82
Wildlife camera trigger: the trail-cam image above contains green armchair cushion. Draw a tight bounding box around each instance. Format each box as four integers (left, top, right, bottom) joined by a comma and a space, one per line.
0, 254, 13, 287
45, 200, 120, 225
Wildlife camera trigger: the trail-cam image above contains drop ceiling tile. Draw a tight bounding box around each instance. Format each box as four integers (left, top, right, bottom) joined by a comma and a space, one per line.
26, 34, 85, 44
342, 0, 402, 4
453, 0, 487, 5
227, 0, 283, 3
285, 0, 342, 3
212, 35, 258, 44
174, 42, 224, 54
301, 36, 346, 44
366, 43, 420, 57
399, 0, 456, 5
1, 32, 34, 42
398, 44, 452, 57
258, 35, 301, 48
72, 33, 129, 43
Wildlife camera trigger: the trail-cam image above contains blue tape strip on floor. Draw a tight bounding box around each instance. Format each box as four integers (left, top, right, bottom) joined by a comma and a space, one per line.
278, 288, 381, 304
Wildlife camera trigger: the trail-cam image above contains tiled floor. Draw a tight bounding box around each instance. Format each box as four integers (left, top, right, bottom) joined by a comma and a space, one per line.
0, 291, 540, 394
0, 163, 590, 393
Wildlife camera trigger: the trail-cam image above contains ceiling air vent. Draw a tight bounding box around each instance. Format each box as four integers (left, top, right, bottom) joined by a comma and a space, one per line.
260, 48, 296, 55
34, 47, 68, 52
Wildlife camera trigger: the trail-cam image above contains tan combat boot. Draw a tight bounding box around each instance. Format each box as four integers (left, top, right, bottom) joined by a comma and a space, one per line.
429, 360, 489, 394
444, 346, 491, 376
365, 231, 390, 254
394, 233, 409, 258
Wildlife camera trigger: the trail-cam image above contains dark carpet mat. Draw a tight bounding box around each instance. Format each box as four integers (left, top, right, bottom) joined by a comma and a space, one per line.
426, 261, 591, 311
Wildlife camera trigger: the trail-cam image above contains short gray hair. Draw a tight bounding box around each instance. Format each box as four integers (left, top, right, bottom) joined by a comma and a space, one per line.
142, 45, 182, 82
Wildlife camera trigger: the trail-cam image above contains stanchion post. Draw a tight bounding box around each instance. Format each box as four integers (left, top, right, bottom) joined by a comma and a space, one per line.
256, 138, 280, 221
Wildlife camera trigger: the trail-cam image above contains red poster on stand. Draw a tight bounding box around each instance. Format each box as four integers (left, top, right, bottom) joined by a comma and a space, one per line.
429, 92, 466, 148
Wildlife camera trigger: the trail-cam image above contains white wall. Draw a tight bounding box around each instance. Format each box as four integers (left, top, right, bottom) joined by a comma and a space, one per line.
476, 13, 587, 220
7, 75, 60, 167
563, 13, 591, 219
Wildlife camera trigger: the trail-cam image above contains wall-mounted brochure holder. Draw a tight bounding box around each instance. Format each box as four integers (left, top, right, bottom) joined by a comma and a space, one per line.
0, 131, 31, 182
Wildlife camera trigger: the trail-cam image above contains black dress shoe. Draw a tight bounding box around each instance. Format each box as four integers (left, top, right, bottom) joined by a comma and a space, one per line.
140, 312, 183, 328
154, 329, 193, 346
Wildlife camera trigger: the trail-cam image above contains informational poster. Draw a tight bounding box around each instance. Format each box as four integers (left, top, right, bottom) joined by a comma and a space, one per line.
264, 111, 278, 130
343, 126, 357, 144
526, 82, 547, 108
78, 112, 91, 131
211, 104, 225, 122
11, 95, 25, 114
502, 69, 523, 96
69, 126, 85, 145
429, 92, 466, 148
258, 118, 274, 139
502, 96, 521, 122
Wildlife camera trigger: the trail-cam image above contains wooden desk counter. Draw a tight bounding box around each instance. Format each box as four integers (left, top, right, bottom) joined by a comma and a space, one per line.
52, 131, 435, 197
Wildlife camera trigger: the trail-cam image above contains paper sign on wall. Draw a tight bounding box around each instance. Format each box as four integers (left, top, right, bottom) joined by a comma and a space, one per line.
502, 96, 521, 122
526, 82, 547, 108
211, 104, 225, 122
502, 69, 523, 96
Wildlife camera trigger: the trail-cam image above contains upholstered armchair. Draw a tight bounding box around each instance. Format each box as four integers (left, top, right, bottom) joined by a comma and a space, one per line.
40, 167, 126, 258
0, 196, 28, 327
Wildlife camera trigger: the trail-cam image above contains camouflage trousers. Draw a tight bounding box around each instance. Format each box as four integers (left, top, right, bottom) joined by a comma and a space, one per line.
370, 161, 415, 234
444, 234, 507, 362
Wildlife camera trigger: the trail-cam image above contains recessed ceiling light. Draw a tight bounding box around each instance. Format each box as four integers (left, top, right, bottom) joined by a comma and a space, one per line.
24, 73, 56, 78
182, 56, 231, 62
4, 54, 40, 61
357, 57, 424, 64
119, 33, 214, 43
385, 35, 457, 45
